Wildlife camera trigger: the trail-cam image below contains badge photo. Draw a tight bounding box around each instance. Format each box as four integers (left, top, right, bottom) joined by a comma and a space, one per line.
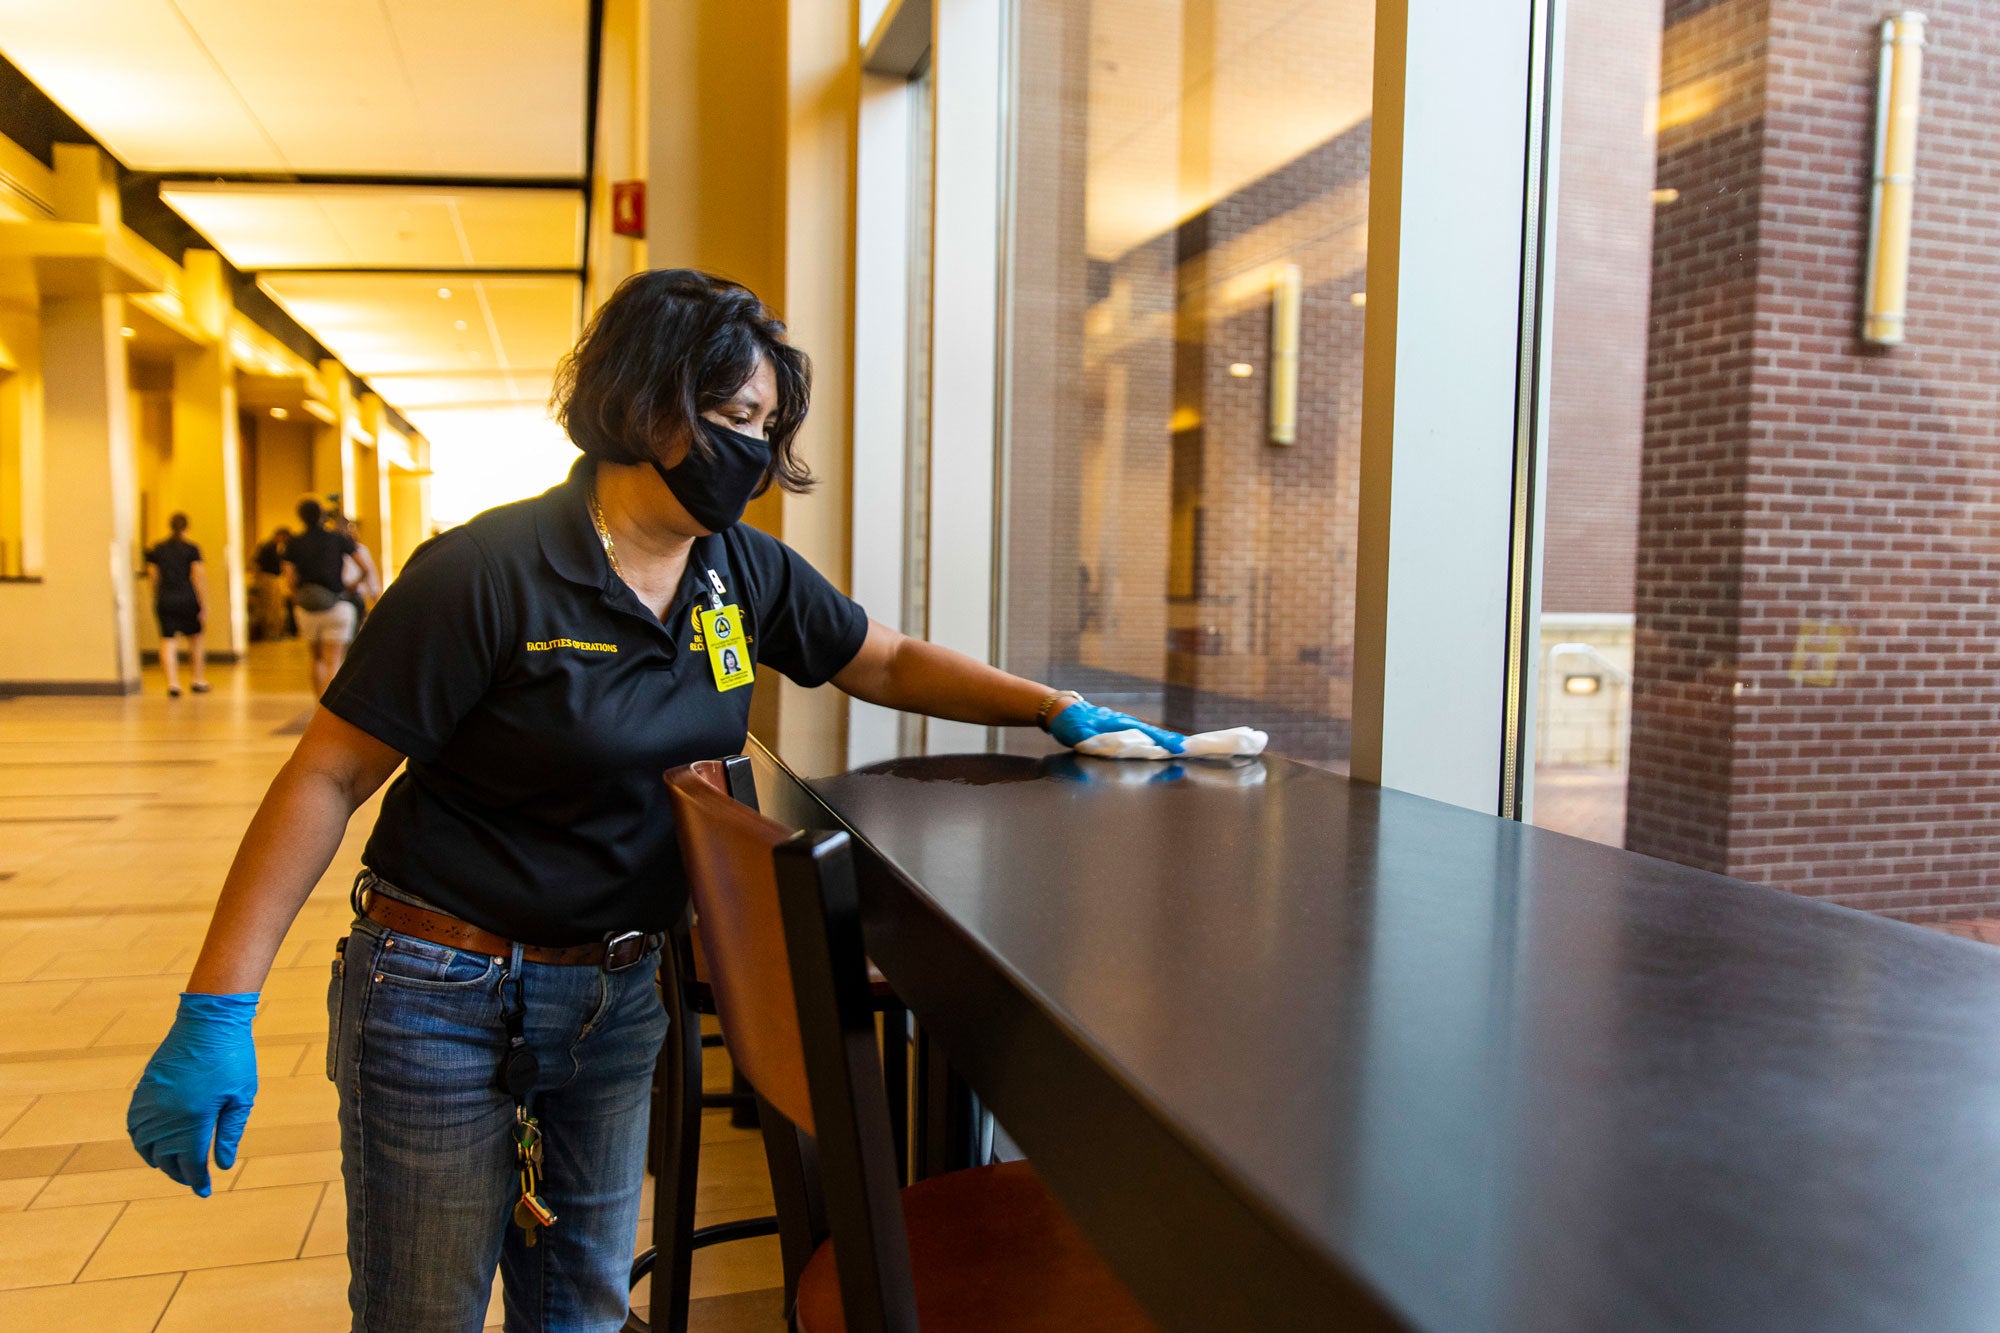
698, 603, 756, 692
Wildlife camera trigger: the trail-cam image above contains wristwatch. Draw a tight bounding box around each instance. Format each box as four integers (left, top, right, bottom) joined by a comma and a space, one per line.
1036, 690, 1085, 732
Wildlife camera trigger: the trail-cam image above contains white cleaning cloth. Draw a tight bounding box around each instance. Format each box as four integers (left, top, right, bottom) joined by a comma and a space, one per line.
1073, 725, 1268, 761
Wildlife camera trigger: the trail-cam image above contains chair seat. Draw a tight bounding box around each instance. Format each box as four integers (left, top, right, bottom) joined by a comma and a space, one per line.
795, 1160, 1156, 1332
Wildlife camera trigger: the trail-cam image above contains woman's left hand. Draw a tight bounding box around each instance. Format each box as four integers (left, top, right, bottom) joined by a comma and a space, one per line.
1048, 699, 1186, 755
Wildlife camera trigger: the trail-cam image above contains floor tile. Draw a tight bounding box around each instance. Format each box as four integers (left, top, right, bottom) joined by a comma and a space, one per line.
685, 1286, 786, 1333
233, 1120, 342, 1160
36, 1161, 238, 1208
0, 1201, 124, 1288
0, 979, 84, 1018
230, 1148, 341, 1190
0, 1142, 75, 1179
153, 1255, 350, 1333
0, 1007, 119, 1055
688, 1233, 784, 1300
0, 1272, 181, 1332
0, 1050, 150, 1096
0, 1175, 45, 1210
80, 1182, 323, 1280
61, 1138, 149, 1174
1, 1086, 139, 1148
300, 1181, 344, 1258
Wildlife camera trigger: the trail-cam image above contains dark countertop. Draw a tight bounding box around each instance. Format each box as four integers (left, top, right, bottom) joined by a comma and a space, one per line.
794, 751, 2000, 1332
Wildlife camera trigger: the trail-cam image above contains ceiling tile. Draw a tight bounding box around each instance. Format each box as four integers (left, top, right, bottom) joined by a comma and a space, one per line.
0, 0, 586, 176
0, 0, 285, 170
259, 272, 577, 421
161, 185, 582, 270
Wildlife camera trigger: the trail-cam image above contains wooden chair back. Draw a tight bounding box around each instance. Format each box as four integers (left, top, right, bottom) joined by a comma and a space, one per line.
664, 762, 919, 1331
665, 762, 816, 1133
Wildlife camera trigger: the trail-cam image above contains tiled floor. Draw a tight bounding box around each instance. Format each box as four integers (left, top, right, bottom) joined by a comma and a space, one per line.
0, 642, 784, 1331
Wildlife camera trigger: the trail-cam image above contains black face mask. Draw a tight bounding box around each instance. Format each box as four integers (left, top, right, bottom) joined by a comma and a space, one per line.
651, 421, 773, 533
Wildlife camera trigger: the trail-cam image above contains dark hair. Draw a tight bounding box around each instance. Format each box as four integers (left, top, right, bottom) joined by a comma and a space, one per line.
168, 512, 189, 535
297, 497, 323, 527
551, 269, 813, 494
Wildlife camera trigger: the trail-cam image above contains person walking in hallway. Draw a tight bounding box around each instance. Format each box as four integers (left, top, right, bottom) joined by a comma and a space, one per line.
251, 525, 292, 641
330, 509, 381, 631
285, 498, 377, 696
146, 512, 210, 697
122, 269, 1185, 1333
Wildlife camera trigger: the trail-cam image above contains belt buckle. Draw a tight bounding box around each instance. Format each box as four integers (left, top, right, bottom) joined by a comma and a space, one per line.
602, 930, 647, 973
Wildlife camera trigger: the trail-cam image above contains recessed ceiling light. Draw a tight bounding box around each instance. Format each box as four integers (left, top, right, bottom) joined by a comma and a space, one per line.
120, 326, 136, 338
270, 407, 289, 420
1227, 362, 1255, 378
437, 287, 453, 300
454, 319, 468, 331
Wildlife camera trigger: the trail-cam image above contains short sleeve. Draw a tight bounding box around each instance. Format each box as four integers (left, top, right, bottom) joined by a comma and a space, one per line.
321, 529, 508, 762
187, 543, 203, 563
736, 528, 868, 688
143, 544, 159, 567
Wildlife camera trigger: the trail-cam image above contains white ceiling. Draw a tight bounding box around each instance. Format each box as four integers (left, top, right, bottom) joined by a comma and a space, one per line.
160, 184, 583, 271
0, 0, 588, 176
0, 1, 594, 518
259, 271, 578, 409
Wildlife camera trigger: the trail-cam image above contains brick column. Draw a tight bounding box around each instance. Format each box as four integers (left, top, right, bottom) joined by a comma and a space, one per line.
1630, 0, 2000, 921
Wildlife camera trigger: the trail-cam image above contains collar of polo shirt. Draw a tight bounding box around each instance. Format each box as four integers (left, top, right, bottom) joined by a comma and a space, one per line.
536, 456, 626, 590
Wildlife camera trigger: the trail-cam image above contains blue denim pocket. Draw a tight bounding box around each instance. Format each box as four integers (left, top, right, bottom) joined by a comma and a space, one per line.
369, 930, 500, 990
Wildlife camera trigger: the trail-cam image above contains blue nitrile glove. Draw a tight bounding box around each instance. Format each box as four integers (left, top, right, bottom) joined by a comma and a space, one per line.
127, 992, 260, 1197
1047, 699, 1187, 755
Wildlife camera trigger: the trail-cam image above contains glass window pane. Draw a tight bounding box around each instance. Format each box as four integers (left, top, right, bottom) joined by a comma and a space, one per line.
1002, 0, 1376, 769
1534, 2, 1999, 936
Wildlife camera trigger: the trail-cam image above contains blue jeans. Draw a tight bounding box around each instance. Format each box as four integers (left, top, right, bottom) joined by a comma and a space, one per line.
327, 913, 669, 1332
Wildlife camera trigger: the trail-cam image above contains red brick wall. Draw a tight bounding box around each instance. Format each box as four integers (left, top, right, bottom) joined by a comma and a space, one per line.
1630, 0, 2000, 919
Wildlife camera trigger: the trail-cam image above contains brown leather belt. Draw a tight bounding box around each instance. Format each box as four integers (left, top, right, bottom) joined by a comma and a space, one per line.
357, 882, 663, 971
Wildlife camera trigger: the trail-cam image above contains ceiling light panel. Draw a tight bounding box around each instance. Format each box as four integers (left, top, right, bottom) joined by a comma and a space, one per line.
160, 185, 583, 270
0, 0, 586, 175
357, 371, 544, 412
259, 272, 577, 417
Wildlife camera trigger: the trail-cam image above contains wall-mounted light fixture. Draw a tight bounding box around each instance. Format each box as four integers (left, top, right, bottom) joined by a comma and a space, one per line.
1862, 11, 1926, 346
1269, 264, 1302, 445
1562, 674, 1602, 697
269, 407, 289, 420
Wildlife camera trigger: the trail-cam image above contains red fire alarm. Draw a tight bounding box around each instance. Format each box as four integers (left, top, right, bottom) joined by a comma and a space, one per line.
611, 181, 645, 239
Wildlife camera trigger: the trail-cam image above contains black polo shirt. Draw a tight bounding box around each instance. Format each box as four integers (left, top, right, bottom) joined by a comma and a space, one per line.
322, 457, 870, 944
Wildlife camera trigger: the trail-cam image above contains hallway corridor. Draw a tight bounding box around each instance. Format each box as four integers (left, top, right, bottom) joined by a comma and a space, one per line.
0, 645, 783, 1331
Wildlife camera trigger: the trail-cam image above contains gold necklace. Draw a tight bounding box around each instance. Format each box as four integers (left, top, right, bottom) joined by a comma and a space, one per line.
590, 484, 623, 578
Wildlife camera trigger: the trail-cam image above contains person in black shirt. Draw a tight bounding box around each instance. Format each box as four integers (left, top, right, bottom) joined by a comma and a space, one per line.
145, 513, 209, 697
284, 499, 376, 695
250, 527, 291, 642
126, 270, 1186, 1329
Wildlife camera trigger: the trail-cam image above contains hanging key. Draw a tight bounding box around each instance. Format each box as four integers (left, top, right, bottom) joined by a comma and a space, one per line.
511, 1108, 557, 1244
513, 1196, 541, 1247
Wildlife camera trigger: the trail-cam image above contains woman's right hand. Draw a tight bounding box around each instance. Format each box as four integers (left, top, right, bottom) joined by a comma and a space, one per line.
1047, 699, 1187, 754
127, 992, 260, 1196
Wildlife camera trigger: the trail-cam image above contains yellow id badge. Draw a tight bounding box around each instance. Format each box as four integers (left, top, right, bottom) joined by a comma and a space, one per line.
698, 604, 756, 691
